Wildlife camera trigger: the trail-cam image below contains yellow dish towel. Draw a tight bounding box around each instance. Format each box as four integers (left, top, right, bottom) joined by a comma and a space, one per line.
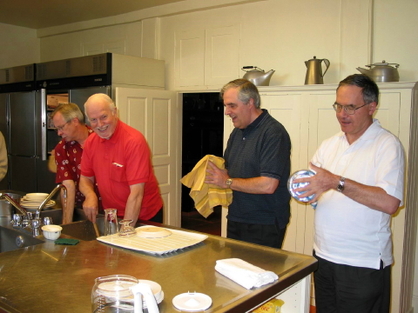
181, 155, 233, 218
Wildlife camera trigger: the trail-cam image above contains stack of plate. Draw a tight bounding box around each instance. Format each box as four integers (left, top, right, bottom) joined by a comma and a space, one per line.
20, 193, 55, 211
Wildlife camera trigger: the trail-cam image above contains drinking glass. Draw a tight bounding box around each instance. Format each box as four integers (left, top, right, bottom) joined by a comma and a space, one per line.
118, 219, 136, 237
104, 209, 119, 236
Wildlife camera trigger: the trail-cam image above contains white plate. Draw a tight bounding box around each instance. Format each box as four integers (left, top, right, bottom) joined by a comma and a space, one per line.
20, 198, 45, 205
21, 200, 55, 209
25, 193, 49, 200
287, 170, 316, 202
172, 292, 212, 312
136, 226, 172, 239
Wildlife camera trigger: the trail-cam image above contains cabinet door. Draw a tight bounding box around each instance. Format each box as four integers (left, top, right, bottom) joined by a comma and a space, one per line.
302, 92, 340, 254
175, 25, 240, 89
115, 87, 180, 227
205, 25, 240, 87
175, 29, 205, 87
262, 92, 305, 253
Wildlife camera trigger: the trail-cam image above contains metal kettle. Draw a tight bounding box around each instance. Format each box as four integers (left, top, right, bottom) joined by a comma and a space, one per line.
304, 56, 330, 85
242, 66, 275, 86
356, 60, 400, 82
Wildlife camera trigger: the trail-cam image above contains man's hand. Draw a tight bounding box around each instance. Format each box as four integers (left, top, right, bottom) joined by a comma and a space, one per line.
293, 163, 339, 203
205, 161, 229, 188
80, 175, 99, 223
82, 195, 99, 223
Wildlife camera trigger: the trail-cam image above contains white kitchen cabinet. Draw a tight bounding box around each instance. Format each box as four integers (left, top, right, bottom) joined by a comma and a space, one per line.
175, 25, 240, 89
222, 82, 418, 313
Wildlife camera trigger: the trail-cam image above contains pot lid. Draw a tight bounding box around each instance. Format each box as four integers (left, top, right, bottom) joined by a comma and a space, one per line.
172, 292, 212, 312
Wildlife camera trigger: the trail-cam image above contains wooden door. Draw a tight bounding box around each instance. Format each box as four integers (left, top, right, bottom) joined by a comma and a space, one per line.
115, 87, 181, 226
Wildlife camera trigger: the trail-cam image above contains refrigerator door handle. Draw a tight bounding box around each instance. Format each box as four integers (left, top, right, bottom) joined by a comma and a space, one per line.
41, 88, 47, 161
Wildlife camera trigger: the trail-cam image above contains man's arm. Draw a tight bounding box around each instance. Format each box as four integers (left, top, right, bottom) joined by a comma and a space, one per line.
60, 179, 76, 224
205, 161, 279, 194
123, 183, 145, 226
296, 163, 401, 215
79, 175, 99, 223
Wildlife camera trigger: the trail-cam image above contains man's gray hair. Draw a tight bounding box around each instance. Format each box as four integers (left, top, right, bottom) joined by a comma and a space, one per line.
220, 79, 261, 108
50, 102, 85, 124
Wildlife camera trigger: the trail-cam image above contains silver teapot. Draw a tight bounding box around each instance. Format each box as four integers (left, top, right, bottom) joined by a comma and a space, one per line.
356, 60, 400, 82
242, 66, 275, 86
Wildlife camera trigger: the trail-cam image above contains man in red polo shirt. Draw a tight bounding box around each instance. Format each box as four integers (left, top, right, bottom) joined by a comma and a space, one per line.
79, 93, 163, 225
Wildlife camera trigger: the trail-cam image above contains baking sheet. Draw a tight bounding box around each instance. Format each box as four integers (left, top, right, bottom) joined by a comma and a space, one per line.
96, 226, 208, 255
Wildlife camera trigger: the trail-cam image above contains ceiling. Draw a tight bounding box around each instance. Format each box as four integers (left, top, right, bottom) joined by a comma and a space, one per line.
0, 0, 185, 29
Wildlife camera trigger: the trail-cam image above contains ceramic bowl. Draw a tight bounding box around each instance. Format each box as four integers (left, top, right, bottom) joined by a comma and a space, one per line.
25, 193, 49, 201
42, 225, 62, 240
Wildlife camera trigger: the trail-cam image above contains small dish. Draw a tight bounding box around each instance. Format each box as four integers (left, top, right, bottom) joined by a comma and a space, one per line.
42, 225, 62, 240
136, 226, 172, 239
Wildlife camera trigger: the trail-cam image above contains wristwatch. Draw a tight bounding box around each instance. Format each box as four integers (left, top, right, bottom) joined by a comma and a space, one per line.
225, 178, 233, 189
337, 176, 346, 193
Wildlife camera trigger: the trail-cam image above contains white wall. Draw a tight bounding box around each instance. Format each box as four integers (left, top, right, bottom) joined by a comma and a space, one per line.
39, 22, 144, 61
0, 23, 39, 69
373, 0, 418, 82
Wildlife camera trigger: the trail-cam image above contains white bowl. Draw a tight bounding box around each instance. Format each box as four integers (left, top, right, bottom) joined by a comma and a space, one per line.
42, 225, 62, 240
25, 193, 49, 201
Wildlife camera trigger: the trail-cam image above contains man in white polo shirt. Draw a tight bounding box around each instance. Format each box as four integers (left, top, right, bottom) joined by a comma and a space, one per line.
295, 74, 404, 313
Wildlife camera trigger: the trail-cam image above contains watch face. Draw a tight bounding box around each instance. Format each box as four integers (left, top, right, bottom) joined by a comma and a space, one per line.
287, 170, 316, 203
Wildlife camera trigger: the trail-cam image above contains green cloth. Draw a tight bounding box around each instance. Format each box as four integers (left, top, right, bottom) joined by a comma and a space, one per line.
55, 238, 79, 245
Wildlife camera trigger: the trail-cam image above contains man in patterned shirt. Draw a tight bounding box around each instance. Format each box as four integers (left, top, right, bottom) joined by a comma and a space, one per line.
51, 103, 94, 224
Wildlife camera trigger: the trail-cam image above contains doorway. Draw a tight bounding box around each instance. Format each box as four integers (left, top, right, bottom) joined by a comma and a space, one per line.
181, 92, 224, 235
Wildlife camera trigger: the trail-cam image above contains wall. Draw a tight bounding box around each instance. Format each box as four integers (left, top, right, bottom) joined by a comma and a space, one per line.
39, 22, 144, 61
373, 0, 418, 81
0, 23, 39, 69
1, 0, 417, 310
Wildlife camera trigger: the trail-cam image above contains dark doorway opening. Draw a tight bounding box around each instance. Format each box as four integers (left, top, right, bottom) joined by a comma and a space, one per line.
181, 92, 224, 235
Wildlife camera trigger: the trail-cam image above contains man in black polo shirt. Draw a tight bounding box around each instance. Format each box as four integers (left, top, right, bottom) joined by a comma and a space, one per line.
206, 79, 291, 248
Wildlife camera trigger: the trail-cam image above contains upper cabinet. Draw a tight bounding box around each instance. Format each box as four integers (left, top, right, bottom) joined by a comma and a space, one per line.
175, 25, 240, 90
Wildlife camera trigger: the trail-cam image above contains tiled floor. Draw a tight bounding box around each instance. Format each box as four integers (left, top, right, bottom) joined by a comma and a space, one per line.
181, 206, 221, 236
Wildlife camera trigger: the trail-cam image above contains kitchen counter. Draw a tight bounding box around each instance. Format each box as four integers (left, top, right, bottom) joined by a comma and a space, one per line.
0, 224, 317, 313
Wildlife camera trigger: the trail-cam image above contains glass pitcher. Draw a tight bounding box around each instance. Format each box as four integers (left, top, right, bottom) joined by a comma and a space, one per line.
91, 274, 160, 313
91, 274, 137, 313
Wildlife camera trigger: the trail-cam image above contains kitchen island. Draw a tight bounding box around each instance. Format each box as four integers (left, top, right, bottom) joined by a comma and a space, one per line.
0, 222, 317, 313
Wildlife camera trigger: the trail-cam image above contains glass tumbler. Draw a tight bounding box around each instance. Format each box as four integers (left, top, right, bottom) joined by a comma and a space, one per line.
119, 219, 136, 237
104, 209, 119, 236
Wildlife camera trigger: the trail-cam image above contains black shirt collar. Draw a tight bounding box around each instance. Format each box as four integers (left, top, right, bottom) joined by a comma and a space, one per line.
241, 109, 268, 137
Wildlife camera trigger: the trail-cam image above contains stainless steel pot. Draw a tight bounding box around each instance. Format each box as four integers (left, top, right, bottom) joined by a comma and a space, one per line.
356, 60, 400, 82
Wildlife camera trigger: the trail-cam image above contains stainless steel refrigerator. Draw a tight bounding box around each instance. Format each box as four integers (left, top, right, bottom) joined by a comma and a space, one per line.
0, 64, 43, 192
0, 60, 111, 193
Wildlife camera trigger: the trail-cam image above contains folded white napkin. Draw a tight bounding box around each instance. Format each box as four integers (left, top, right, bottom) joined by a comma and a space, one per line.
215, 258, 279, 289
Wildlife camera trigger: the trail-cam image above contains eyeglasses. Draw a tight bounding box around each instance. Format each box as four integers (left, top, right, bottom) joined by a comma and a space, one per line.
332, 103, 369, 115
55, 120, 71, 132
